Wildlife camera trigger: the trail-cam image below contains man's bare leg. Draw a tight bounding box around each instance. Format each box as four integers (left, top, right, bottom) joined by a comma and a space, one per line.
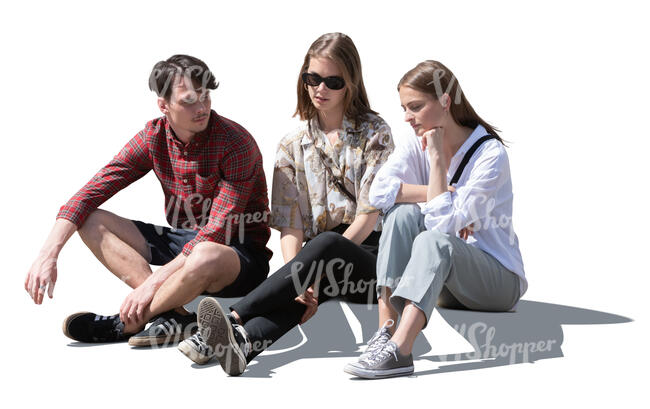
122, 241, 241, 334
77, 209, 153, 288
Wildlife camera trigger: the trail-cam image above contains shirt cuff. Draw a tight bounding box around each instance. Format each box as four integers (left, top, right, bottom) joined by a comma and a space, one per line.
421, 191, 453, 216
369, 176, 402, 212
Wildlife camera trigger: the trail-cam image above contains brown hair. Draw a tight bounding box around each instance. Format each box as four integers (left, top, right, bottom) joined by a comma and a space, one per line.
149, 54, 218, 101
294, 33, 377, 122
398, 60, 504, 144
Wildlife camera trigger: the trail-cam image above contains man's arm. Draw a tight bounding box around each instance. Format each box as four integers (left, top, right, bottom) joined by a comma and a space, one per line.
26, 131, 152, 305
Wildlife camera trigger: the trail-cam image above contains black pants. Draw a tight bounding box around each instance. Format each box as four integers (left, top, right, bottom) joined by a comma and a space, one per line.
230, 230, 379, 360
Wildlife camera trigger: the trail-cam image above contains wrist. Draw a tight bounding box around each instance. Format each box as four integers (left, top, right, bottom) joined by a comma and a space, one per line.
39, 245, 61, 260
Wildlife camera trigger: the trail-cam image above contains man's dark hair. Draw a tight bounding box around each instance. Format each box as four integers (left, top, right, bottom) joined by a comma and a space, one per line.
148, 54, 219, 100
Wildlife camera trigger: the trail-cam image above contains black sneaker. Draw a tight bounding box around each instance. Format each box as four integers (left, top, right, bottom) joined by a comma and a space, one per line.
178, 331, 216, 365
128, 310, 198, 347
62, 312, 129, 343
197, 297, 251, 376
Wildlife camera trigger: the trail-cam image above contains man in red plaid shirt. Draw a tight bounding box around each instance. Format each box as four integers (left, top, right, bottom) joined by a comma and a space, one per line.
24, 55, 272, 347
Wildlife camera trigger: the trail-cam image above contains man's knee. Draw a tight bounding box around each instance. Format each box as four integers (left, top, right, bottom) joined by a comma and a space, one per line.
182, 242, 239, 286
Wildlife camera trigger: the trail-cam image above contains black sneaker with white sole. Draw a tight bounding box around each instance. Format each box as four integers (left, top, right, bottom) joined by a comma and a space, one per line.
178, 331, 216, 365
62, 312, 129, 343
197, 297, 251, 376
128, 310, 198, 347
344, 340, 414, 379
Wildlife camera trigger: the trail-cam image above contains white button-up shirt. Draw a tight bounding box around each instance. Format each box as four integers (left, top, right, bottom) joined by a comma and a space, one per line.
369, 125, 527, 296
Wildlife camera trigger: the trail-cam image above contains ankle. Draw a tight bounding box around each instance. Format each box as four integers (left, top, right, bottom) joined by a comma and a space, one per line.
174, 307, 190, 316
231, 310, 243, 325
392, 340, 411, 356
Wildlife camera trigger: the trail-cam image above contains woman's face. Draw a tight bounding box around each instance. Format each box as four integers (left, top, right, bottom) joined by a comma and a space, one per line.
305, 56, 346, 116
399, 86, 447, 137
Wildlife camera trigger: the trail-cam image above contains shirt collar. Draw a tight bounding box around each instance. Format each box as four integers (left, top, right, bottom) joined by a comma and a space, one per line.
450, 124, 488, 163
165, 110, 216, 146
301, 115, 361, 146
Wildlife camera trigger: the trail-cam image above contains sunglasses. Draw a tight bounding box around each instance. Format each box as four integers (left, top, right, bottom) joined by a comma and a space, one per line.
302, 72, 346, 90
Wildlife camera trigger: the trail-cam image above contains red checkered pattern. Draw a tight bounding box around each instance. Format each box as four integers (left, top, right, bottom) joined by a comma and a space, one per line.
57, 110, 272, 260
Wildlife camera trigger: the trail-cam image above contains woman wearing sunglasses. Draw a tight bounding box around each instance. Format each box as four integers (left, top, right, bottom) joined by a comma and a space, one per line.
178, 32, 394, 376
344, 60, 527, 379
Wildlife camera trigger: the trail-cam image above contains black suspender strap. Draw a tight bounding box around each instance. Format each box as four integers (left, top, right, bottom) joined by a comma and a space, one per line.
449, 135, 498, 186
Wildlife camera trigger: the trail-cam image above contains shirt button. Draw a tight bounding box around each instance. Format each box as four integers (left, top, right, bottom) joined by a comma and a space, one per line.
182, 178, 188, 184
183, 151, 188, 156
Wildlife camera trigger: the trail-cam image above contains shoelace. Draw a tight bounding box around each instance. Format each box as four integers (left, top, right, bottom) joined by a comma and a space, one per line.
155, 318, 180, 335
187, 332, 213, 355
362, 319, 394, 357
93, 314, 119, 322
363, 341, 398, 366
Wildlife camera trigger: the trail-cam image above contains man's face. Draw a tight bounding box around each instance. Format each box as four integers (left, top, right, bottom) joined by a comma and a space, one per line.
159, 74, 211, 136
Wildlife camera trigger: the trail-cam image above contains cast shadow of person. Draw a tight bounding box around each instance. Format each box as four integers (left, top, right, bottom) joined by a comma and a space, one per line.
184, 298, 631, 378
412, 300, 632, 376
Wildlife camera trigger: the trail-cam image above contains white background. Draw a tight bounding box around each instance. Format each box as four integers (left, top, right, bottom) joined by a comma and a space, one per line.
1, 0, 648, 407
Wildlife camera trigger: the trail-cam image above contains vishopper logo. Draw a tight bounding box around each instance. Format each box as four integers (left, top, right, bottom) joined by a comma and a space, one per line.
440, 321, 558, 364
427, 68, 463, 104
224, 210, 271, 246
155, 193, 271, 245
159, 193, 213, 233
285, 258, 377, 308
432, 192, 518, 246
150, 65, 216, 103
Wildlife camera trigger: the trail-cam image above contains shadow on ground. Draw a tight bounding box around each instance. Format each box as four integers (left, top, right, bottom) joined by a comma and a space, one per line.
180, 297, 632, 378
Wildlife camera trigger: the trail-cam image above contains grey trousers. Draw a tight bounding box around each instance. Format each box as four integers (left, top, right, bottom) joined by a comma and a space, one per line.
376, 204, 520, 327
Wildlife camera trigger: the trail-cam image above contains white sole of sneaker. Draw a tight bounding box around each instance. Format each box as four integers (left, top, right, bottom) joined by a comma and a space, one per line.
343, 362, 414, 379
178, 340, 214, 365
128, 333, 186, 347
198, 297, 246, 376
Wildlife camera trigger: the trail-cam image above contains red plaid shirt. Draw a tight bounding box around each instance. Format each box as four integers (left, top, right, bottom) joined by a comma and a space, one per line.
57, 110, 272, 260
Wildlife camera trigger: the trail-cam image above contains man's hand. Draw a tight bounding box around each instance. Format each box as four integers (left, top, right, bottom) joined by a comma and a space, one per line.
120, 283, 156, 327
25, 253, 58, 305
294, 285, 318, 324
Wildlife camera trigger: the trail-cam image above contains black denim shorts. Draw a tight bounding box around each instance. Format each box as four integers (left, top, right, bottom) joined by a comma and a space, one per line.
131, 220, 269, 298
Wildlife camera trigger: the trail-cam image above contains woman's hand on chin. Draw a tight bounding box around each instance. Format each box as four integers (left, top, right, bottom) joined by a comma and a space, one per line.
421, 127, 445, 153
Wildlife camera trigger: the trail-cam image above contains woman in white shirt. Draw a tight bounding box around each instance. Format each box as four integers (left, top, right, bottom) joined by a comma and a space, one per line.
344, 60, 527, 379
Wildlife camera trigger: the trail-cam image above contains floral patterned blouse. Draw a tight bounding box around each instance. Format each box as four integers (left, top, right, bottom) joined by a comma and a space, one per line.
270, 113, 394, 240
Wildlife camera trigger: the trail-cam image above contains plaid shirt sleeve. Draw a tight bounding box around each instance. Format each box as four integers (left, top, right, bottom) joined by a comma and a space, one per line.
181, 138, 261, 256
56, 131, 152, 227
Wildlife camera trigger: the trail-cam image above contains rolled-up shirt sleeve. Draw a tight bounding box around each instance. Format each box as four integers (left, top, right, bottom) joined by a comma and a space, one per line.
369, 136, 422, 212
422, 148, 508, 234
270, 139, 304, 231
